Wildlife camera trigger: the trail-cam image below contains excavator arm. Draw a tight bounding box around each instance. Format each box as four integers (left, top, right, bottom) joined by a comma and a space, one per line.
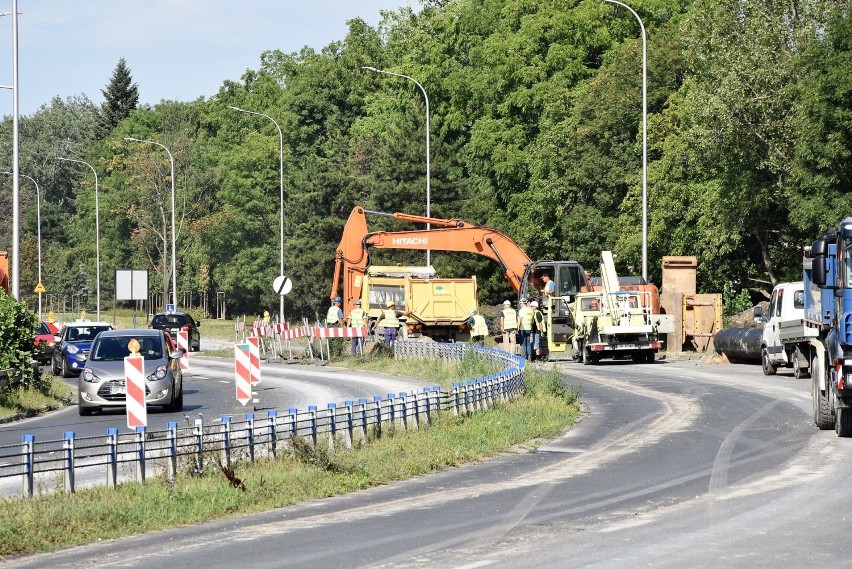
331, 206, 534, 316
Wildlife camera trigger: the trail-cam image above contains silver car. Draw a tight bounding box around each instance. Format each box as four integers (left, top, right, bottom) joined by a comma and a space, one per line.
78, 329, 184, 416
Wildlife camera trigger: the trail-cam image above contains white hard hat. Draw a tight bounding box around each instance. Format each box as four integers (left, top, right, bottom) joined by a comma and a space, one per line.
530, 300, 539, 308
503, 300, 511, 306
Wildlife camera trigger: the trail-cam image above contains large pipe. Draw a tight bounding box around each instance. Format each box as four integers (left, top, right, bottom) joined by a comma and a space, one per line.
713, 327, 762, 363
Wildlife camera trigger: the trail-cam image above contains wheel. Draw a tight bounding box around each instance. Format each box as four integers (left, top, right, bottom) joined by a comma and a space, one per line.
645, 351, 655, 364
836, 407, 852, 437
793, 351, 809, 379
61, 357, 72, 379
582, 347, 591, 365
164, 381, 184, 412
761, 347, 777, 376
78, 406, 93, 416
813, 360, 834, 430
51, 354, 60, 376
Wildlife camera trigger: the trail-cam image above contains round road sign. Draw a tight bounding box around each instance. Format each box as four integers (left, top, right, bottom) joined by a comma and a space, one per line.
273, 275, 293, 296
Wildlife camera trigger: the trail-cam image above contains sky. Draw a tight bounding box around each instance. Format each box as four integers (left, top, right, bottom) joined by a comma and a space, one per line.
0, 0, 415, 117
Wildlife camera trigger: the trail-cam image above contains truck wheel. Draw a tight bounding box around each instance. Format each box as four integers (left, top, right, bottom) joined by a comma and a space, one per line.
836, 408, 852, 437
793, 353, 809, 379
582, 348, 591, 365
761, 347, 777, 376
813, 374, 834, 430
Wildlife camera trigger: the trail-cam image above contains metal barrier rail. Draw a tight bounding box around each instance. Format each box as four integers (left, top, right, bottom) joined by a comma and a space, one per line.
1, 342, 525, 498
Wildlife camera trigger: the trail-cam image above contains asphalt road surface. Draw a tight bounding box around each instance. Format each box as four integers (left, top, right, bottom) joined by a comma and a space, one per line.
6, 358, 851, 568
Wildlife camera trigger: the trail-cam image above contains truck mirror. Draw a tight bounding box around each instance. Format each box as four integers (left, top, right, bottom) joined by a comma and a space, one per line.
811, 238, 827, 257
811, 257, 826, 287
752, 306, 763, 322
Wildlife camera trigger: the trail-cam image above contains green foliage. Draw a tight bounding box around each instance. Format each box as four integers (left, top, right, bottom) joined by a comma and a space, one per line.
0, 291, 38, 388
722, 281, 753, 320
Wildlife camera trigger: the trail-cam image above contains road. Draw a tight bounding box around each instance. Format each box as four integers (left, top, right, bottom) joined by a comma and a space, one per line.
6, 358, 852, 568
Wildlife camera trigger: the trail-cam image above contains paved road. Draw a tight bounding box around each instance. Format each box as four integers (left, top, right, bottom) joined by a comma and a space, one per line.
6, 359, 850, 568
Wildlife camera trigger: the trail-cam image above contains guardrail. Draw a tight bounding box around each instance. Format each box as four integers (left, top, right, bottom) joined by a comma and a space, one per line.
1, 342, 525, 498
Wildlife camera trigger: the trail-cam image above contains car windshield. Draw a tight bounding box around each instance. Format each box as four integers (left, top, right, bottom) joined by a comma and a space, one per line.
153, 314, 186, 326
91, 336, 163, 361
66, 326, 111, 341
38, 322, 51, 335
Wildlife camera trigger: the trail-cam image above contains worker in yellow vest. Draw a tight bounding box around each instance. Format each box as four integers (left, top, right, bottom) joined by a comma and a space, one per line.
380, 300, 403, 347
500, 300, 518, 354
467, 309, 488, 347
327, 296, 343, 327
531, 300, 547, 361
348, 300, 367, 356
518, 298, 534, 359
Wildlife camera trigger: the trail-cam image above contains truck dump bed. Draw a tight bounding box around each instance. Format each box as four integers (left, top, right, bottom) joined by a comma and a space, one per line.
406, 277, 477, 326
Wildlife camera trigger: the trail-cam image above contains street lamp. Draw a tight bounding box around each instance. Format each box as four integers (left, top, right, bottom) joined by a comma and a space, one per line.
56, 157, 100, 320
124, 137, 178, 310
361, 66, 432, 267
2, 172, 42, 319
604, 0, 648, 282
228, 105, 285, 322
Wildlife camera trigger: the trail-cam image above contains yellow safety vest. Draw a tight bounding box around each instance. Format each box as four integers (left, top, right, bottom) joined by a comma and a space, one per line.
501, 308, 517, 330
327, 306, 341, 325
518, 306, 534, 330
381, 309, 400, 329
349, 308, 366, 328
472, 314, 488, 337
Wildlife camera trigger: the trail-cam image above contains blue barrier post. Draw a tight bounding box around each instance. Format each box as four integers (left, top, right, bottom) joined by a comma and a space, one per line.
135, 426, 146, 483
63, 431, 76, 494
373, 395, 383, 437
267, 410, 278, 458
246, 413, 256, 462
222, 416, 232, 467
288, 407, 298, 444
327, 403, 337, 450
308, 405, 317, 447
452, 382, 460, 416
106, 428, 118, 488
193, 418, 203, 473
344, 400, 353, 450
387, 394, 396, 430
21, 434, 34, 497
399, 392, 407, 430
167, 422, 178, 483
422, 387, 430, 426
359, 397, 368, 443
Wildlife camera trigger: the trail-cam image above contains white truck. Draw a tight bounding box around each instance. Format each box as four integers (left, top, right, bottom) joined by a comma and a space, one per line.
755, 280, 817, 378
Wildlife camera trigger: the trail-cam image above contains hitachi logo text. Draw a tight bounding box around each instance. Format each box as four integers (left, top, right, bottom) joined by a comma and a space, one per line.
391, 237, 428, 245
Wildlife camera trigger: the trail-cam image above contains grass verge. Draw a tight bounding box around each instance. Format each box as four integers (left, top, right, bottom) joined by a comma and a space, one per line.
0, 356, 580, 558
0, 374, 74, 422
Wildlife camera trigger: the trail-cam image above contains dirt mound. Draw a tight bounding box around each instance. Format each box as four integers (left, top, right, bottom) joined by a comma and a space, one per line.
726, 301, 768, 328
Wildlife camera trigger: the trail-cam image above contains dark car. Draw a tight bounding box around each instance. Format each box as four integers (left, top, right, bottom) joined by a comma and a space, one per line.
33, 321, 59, 364
148, 311, 201, 351
52, 321, 114, 377
78, 329, 184, 416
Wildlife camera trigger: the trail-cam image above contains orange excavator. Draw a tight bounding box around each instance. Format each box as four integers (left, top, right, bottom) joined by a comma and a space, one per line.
330, 206, 590, 352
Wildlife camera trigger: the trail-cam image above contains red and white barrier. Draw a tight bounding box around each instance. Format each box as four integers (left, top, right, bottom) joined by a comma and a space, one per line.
234, 343, 251, 406
177, 330, 189, 370
313, 327, 369, 339
125, 355, 147, 428
247, 336, 261, 384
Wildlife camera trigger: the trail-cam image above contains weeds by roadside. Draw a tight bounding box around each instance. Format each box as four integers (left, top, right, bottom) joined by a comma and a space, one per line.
0, 374, 74, 422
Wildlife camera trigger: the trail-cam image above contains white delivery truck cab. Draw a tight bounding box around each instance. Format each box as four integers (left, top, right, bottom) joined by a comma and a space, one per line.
755, 281, 816, 377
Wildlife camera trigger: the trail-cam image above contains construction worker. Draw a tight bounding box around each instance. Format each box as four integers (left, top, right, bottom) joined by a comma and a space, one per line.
380, 300, 403, 347
518, 298, 534, 359
348, 300, 367, 356
327, 296, 343, 327
467, 309, 488, 347
531, 300, 547, 361
500, 300, 518, 354
541, 273, 556, 297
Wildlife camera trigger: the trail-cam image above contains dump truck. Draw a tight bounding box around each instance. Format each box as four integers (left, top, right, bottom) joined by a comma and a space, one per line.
358, 266, 477, 342
570, 251, 670, 364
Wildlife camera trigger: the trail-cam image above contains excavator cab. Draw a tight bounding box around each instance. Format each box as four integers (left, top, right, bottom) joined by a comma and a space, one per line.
520, 260, 589, 355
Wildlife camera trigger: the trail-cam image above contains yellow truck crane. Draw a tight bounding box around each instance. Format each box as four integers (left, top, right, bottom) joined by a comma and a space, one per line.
571, 251, 670, 364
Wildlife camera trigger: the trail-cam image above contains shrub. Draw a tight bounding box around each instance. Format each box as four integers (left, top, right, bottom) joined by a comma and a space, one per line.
0, 291, 39, 389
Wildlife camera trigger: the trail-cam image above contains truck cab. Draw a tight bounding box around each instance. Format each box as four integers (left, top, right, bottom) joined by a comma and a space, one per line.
757, 281, 813, 376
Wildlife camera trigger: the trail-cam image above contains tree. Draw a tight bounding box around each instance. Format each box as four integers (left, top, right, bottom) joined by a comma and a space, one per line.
98, 58, 139, 138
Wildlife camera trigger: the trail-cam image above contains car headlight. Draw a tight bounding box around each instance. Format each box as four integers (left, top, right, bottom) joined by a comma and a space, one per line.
66, 345, 79, 354
81, 368, 99, 383
147, 365, 168, 381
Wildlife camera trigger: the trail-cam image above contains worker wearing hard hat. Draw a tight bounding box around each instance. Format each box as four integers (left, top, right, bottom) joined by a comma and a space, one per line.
530, 300, 547, 361
380, 300, 403, 347
500, 300, 518, 354
327, 296, 344, 327
518, 298, 534, 359
348, 300, 367, 356
467, 308, 488, 347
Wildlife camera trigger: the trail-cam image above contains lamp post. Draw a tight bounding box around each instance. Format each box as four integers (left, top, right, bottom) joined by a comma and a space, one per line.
124, 137, 178, 310
2, 172, 42, 319
228, 105, 285, 322
56, 157, 100, 320
0, 1, 21, 298
604, 0, 648, 282
361, 66, 432, 267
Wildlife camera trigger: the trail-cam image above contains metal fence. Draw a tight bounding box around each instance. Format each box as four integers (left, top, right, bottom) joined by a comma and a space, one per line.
1, 342, 525, 498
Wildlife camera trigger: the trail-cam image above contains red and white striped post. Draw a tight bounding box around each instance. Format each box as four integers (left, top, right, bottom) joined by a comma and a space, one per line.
125, 355, 147, 429
247, 335, 261, 384
178, 330, 189, 370
234, 343, 251, 406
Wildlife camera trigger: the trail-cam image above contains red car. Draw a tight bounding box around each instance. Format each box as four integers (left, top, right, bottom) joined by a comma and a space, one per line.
34, 321, 60, 364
